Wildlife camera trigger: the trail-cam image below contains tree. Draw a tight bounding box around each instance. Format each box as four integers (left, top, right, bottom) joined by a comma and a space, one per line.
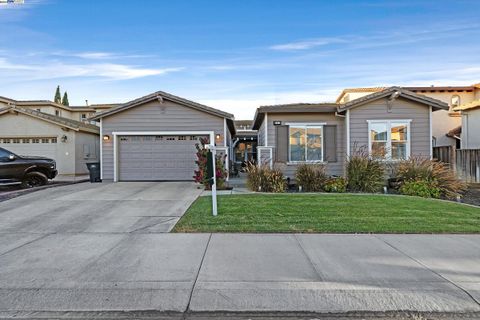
62, 91, 69, 106
54, 86, 62, 104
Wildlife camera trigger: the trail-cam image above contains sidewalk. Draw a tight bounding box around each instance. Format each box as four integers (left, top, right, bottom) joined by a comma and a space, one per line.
0, 234, 478, 316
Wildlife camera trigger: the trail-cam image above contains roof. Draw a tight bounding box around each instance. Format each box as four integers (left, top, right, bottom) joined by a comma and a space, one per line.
252, 87, 449, 130
336, 84, 479, 103
0, 105, 99, 134
252, 103, 339, 130
338, 87, 449, 112
90, 90, 236, 134
453, 100, 480, 112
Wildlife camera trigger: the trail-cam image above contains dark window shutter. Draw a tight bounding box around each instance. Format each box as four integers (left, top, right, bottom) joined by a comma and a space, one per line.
324, 125, 337, 162
275, 125, 289, 163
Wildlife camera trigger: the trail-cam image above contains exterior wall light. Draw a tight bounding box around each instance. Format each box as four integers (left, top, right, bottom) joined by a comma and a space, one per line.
215, 134, 221, 140
61, 135, 68, 143
103, 135, 110, 141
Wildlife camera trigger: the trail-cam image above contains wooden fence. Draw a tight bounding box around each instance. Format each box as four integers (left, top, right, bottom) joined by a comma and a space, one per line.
433, 146, 480, 183
456, 149, 480, 183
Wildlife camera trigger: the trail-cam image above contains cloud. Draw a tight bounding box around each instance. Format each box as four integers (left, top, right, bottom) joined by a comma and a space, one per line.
0, 57, 184, 80
270, 37, 347, 51
73, 52, 115, 60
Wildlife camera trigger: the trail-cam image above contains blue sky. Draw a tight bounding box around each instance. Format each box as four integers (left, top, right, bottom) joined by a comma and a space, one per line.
0, 0, 479, 119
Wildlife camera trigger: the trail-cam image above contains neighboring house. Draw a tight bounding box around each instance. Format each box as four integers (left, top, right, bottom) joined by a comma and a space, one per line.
452, 100, 480, 149
336, 84, 480, 148
0, 96, 119, 123
252, 87, 448, 178
0, 105, 100, 175
90, 91, 236, 182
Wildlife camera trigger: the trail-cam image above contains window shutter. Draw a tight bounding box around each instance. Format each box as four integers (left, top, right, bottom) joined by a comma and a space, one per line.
324, 125, 337, 162
275, 125, 289, 163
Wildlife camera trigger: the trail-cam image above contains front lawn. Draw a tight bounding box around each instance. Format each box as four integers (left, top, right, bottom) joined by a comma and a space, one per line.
173, 194, 480, 233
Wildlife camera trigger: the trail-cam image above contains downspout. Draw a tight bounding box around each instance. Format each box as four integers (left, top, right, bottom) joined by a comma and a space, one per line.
346, 110, 350, 157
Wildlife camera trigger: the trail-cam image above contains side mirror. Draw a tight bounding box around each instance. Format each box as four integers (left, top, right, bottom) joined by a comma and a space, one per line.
8, 154, 16, 161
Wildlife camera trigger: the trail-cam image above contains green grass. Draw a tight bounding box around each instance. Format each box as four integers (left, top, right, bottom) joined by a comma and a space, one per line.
173, 194, 480, 233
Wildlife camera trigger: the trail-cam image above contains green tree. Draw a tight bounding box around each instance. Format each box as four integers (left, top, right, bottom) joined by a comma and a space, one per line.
62, 91, 69, 106
54, 85, 62, 104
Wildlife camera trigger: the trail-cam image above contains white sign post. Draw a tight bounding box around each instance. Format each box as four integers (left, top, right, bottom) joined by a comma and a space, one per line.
207, 144, 218, 216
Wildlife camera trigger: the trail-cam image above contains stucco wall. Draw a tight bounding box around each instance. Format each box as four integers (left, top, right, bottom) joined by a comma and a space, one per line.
101, 99, 227, 180
349, 97, 431, 158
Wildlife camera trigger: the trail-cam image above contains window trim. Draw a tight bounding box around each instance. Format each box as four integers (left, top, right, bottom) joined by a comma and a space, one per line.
287, 123, 325, 163
367, 119, 412, 161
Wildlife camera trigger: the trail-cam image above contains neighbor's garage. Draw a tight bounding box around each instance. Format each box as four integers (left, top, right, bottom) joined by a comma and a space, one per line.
118, 135, 208, 181
93, 91, 235, 182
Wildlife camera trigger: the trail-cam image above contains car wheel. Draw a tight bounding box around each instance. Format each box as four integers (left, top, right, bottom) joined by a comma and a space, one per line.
21, 172, 48, 188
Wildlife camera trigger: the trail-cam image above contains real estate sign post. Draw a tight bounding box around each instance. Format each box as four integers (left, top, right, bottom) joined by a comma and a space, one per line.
206, 146, 218, 216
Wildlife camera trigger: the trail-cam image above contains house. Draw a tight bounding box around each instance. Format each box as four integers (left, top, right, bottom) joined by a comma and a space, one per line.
252, 87, 448, 178
90, 91, 235, 182
336, 84, 480, 148
0, 105, 100, 176
0, 96, 119, 123
452, 100, 480, 149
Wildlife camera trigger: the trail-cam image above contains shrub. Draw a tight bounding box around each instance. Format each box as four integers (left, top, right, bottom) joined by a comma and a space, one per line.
193, 138, 227, 189
295, 164, 328, 192
323, 177, 347, 193
346, 146, 385, 193
399, 179, 441, 198
245, 162, 286, 193
395, 157, 467, 199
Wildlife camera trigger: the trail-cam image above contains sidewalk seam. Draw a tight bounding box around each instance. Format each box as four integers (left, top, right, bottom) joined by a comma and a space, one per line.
375, 235, 480, 308
294, 234, 324, 281
185, 233, 212, 313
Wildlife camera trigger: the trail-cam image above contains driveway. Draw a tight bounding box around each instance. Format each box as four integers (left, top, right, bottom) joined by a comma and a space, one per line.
0, 181, 202, 233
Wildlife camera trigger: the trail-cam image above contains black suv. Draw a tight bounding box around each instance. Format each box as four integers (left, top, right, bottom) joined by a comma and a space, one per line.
0, 147, 58, 188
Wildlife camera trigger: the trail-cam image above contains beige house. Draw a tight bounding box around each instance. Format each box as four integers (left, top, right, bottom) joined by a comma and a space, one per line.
253, 87, 448, 178
336, 84, 480, 148
453, 100, 480, 149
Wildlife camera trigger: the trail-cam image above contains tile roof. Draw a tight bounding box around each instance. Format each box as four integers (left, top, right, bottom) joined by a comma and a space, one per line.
453, 99, 480, 112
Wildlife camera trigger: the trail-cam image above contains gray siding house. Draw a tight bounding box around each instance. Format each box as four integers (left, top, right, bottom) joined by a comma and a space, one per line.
252, 87, 448, 178
91, 91, 235, 182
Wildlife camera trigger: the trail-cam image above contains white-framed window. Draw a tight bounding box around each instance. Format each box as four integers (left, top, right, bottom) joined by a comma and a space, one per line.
288, 124, 324, 162
368, 120, 411, 160
451, 95, 461, 108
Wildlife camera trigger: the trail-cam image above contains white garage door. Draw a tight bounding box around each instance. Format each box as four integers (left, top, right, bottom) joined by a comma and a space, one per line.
0, 137, 58, 160
118, 135, 207, 181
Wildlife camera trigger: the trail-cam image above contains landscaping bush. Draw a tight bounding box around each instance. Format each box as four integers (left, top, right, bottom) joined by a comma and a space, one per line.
295, 164, 328, 192
193, 138, 227, 189
394, 157, 467, 199
323, 177, 347, 193
245, 162, 286, 193
346, 146, 385, 193
399, 179, 441, 198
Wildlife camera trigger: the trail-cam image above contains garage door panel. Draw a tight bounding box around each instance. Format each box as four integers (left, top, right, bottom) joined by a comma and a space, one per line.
118, 135, 204, 181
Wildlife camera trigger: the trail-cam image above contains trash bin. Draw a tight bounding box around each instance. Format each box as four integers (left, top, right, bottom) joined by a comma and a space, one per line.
86, 162, 101, 183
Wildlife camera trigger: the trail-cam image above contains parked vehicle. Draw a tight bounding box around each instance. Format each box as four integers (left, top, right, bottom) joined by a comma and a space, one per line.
0, 147, 58, 188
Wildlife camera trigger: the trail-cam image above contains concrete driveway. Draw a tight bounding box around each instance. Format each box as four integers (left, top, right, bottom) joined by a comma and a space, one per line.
0, 181, 202, 234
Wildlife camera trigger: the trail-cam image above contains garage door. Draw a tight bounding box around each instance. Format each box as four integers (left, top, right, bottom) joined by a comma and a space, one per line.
118, 135, 207, 181
0, 137, 58, 160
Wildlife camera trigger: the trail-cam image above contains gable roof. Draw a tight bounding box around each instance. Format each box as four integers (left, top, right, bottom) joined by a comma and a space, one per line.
337, 87, 449, 112
252, 103, 338, 130
0, 105, 99, 134
336, 87, 386, 103
90, 91, 234, 121
453, 99, 480, 112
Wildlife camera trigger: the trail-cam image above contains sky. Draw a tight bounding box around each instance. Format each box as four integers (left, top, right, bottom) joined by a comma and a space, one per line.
0, 0, 479, 119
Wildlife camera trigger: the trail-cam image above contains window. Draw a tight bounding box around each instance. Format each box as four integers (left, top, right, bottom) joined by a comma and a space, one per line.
289, 125, 323, 162
451, 95, 461, 108
81, 113, 87, 120
55, 110, 61, 116
12, 139, 20, 144
22, 138, 30, 143
32, 138, 39, 143
368, 120, 411, 160
41, 138, 49, 143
